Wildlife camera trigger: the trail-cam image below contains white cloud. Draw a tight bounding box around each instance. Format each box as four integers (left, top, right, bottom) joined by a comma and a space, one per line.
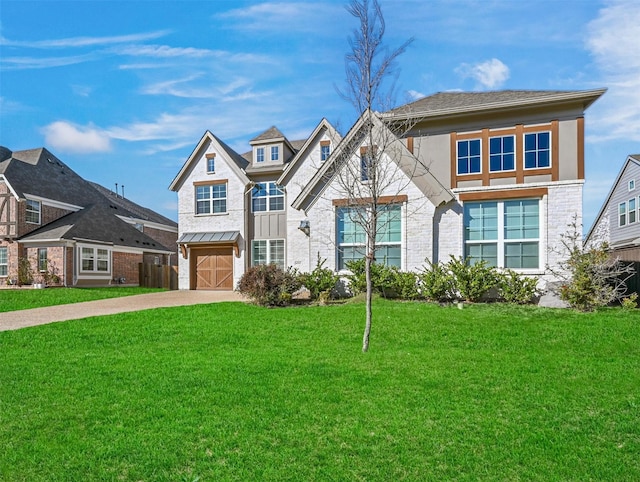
586, 0, 640, 142
407, 90, 425, 101
41, 121, 111, 153
71, 85, 92, 97
0, 53, 99, 70
0, 30, 170, 48
455, 58, 510, 90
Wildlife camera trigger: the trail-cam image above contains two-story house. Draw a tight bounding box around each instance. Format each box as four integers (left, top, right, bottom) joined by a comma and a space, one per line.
171, 88, 605, 290
586, 154, 640, 261
0, 146, 177, 287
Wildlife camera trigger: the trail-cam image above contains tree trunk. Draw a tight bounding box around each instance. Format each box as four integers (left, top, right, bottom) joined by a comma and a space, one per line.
362, 251, 373, 353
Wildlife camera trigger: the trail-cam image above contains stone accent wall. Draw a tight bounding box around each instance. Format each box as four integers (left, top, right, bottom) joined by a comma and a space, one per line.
112, 252, 143, 285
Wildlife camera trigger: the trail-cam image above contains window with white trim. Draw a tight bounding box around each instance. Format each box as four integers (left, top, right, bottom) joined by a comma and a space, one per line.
196, 183, 227, 214
464, 199, 541, 269
38, 248, 47, 272
206, 154, 215, 173
271, 146, 279, 161
489, 135, 515, 172
252, 239, 285, 269
360, 154, 373, 182
524, 132, 551, 169
81, 247, 110, 272
252, 182, 284, 212
629, 180, 635, 191
321, 143, 331, 161
619, 202, 627, 227
26, 199, 41, 224
629, 198, 637, 224
457, 139, 481, 175
0, 247, 7, 276
336, 204, 401, 270
256, 147, 265, 163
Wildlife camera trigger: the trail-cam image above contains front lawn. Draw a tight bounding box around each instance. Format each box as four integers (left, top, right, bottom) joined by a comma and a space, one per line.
1, 300, 638, 481
0, 286, 164, 312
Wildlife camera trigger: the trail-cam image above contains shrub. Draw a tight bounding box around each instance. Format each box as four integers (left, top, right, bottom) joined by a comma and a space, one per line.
299, 256, 339, 300
498, 270, 539, 304
419, 260, 454, 302
550, 218, 635, 311
237, 264, 299, 307
345, 259, 385, 295
447, 256, 499, 302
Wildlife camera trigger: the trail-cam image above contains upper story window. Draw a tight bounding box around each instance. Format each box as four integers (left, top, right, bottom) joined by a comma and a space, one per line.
196, 182, 227, 215
629, 198, 637, 224
252, 182, 285, 212
25, 199, 41, 224
489, 135, 515, 172
271, 146, 279, 161
256, 147, 265, 163
629, 180, 636, 191
0, 247, 7, 277
321, 142, 331, 162
206, 154, 215, 173
524, 132, 551, 169
464, 199, 540, 270
457, 139, 481, 175
360, 154, 373, 182
619, 202, 627, 226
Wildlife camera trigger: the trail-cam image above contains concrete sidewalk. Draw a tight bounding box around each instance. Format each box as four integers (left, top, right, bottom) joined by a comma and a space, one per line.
0, 290, 245, 331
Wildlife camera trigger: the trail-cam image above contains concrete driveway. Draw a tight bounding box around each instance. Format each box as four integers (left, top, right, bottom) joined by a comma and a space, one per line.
0, 290, 245, 332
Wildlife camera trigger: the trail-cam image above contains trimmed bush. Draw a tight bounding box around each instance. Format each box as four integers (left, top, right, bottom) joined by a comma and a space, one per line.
299, 256, 339, 300
498, 269, 539, 304
419, 260, 454, 302
446, 256, 500, 302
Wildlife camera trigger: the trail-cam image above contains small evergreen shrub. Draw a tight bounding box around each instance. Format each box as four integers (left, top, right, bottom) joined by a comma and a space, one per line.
419, 260, 454, 302
447, 256, 499, 302
299, 256, 339, 300
237, 264, 299, 307
498, 269, 539, 304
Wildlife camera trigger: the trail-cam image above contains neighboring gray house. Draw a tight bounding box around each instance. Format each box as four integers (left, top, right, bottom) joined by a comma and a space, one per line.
171, 88, 605, 291
586, 154, 640, 261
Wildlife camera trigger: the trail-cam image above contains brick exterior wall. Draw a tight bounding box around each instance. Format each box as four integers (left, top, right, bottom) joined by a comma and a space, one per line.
143, 226, 178, 264
112, 252, 143, 285
18, 202, 74, 237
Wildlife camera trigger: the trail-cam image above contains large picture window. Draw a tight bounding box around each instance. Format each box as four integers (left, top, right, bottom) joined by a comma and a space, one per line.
26, 199, 41, 224
196, 183, 227, 215
0, 247, 7, 276
252, 239, 285, 269
464, 199, 540, 270
252, 182, 284, 212
457, 139, 481, 175
337, 204, 401, 270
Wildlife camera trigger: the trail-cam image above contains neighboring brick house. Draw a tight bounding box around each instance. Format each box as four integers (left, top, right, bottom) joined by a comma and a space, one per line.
0, 147, 177, 287
171, 88, 605, 291
586, 154, 640, 261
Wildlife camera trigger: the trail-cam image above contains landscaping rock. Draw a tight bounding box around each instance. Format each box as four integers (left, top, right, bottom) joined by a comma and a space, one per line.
292, 286, 311, 301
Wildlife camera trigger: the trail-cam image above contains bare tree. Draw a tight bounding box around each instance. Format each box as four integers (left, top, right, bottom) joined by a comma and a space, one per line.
337, 0, 414, 352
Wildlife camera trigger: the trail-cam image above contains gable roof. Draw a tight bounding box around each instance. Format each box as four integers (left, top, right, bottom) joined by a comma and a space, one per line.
585, 154, 640, 244
385, 88, 607, 120
19, 203, 174, 253
292, 111, 454, 212
277, 118, 342, 186
169, 131, 250, 191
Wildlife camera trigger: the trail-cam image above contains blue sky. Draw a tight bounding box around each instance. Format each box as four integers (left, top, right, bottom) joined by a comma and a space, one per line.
1, 0, 639, 231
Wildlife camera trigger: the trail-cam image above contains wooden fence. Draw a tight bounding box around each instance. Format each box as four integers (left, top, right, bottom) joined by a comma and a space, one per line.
139, 263, 178, 290
624, 262, 640, 297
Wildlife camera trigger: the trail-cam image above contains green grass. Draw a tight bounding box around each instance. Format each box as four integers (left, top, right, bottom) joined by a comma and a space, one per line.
1, 300, 639, 481
0, 287, 164, 312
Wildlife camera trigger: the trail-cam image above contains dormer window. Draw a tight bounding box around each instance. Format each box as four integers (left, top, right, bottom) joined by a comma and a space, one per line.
256, 147, 265, 163
321, 141, 331, 162
271, 146, 279, 161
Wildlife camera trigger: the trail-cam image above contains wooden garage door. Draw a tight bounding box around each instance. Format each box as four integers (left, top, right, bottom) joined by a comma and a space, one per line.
191, 247, 233, 290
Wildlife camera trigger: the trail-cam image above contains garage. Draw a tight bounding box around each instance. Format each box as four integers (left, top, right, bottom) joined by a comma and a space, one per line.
178, 231, 240, 291
190, 247, 233, 290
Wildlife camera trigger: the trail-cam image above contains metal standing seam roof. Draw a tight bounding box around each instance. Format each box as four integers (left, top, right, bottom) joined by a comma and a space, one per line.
178, 231, 240, 244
